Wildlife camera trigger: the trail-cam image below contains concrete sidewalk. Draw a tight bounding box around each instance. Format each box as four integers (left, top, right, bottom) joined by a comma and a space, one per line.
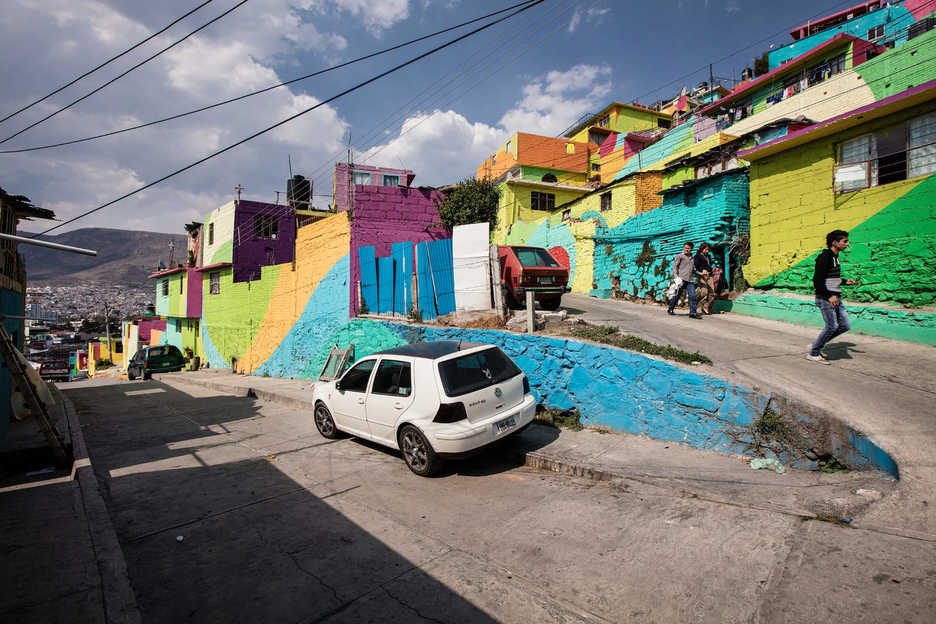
0, 387, 140, 624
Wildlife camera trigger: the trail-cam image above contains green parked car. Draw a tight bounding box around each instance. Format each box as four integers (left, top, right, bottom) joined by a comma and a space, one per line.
127, 345, 185, 380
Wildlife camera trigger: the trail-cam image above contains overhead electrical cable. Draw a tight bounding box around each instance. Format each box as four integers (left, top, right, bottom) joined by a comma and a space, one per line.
0, 0, 541, 154
0, 0, 250, 146
31, 0, 548, 238
0, 0, 215, 125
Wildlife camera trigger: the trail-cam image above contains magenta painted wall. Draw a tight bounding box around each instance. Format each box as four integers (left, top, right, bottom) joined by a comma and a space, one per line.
138, 318, 166, 342
348, 186, 449, 317
185, 267, 202, 318
333, 163, 416, 212
599, 133, 619, 158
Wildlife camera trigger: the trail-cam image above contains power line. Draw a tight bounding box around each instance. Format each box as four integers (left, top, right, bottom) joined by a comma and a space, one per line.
0, 1, 215, 125
298, 0, 580, 193
0, 0, 250, 146
0, 0, 541, 154
31, 0, 548, 238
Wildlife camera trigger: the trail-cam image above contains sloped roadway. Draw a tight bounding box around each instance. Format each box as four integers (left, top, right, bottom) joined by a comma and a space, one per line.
63, 377, 935, 623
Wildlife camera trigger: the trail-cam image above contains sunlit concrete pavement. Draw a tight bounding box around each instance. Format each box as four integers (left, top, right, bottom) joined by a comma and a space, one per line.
563, 293, 936, 536
57, 376, 936, 623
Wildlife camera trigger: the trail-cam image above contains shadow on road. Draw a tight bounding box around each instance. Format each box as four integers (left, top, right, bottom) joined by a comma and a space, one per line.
64, 380, 501, 623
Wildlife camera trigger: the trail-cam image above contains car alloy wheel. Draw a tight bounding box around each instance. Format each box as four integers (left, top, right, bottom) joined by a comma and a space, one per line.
314, 404, 340, 439
398, 424, 441, 476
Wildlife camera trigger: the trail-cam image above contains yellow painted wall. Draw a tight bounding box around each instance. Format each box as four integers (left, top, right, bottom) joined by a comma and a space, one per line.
239, 212, 351, 373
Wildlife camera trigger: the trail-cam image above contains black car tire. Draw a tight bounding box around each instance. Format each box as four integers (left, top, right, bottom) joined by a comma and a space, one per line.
398, 424, 442, 477
314, 403, 341, 439
128, 369, 136, 381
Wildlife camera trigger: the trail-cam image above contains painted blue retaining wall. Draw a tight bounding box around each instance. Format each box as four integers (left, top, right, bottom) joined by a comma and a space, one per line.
296, 318, 897, 477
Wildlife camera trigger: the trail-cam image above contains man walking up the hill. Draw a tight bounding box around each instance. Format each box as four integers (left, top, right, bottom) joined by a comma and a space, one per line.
667, 242, 702, 319
807, 229, 859, 364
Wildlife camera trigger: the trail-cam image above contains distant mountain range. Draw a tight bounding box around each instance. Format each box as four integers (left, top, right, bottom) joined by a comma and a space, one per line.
19, 228, 188, 287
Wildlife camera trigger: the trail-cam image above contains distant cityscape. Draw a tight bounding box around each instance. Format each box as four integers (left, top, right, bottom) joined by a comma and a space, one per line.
26, 282, 154, 323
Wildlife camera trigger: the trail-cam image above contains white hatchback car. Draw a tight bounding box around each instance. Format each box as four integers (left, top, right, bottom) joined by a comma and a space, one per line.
312, 341, 536, 476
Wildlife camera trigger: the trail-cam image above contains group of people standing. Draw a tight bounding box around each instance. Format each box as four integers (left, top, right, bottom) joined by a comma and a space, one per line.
665, 229, 857, 363
666, 241, 719, 319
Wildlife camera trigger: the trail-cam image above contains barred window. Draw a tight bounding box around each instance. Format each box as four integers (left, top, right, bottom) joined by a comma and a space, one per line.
530, 191, 555, 211
209, 272, 220, 295
600, 192, 612, 212
253, 214, 279, 239
161, 280, 168, 296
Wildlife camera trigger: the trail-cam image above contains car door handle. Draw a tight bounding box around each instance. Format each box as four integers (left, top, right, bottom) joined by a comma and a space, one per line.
357, 397, 365, 404
393, 402, 404, 409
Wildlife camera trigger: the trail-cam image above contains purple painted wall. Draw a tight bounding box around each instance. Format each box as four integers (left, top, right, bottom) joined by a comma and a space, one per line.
693, 115, 717, 143
349, 186, 449, 317
333, 163, 416, 212
138, 318, 166, 342
232, 200, 296, 283
185, 267, 202, 317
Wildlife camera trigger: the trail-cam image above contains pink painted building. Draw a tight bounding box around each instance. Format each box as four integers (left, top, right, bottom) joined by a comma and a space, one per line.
332, 162, 416, 212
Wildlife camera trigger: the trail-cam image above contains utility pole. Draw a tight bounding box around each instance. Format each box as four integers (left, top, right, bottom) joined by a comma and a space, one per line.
235, 184, 244, 202
103, 303, 112, 363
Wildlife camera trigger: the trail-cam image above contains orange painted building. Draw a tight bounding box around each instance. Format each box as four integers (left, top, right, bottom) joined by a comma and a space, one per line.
477, 132, 595, 182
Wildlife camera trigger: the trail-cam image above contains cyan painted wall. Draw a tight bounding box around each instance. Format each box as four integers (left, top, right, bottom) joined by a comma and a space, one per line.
1, 287, 24, 438
305, 318, 897, 476
593, 170, 749, 300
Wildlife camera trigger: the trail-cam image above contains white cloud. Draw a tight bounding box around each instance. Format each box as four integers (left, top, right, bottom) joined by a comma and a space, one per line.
305, 0, 410, 36
359, 110, 503, 185
358, 64, 613, 186
569, 6, 611, 33
0, 0, 352, 232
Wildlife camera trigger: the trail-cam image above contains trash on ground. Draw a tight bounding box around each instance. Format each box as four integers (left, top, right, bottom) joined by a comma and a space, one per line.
749, 457, 786, 474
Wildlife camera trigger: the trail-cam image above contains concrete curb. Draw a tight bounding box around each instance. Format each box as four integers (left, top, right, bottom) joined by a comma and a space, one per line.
57, 387, 142, 624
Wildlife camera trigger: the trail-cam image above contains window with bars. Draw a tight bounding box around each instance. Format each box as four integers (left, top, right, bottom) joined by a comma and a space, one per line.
351, 171, 372, 185
600, 192, 612, 212
598, 114, 610, 128
834, 113, 936, 192
161, 280, 168, 296
530, 191, 555, 211
382, 174, 400, 186
253, 214, 279, 239
867, 25, 885, 41
209, 272, 220, 295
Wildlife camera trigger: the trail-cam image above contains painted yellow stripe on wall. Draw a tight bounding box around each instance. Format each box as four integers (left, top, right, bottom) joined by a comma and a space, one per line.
240, 212, 350, 373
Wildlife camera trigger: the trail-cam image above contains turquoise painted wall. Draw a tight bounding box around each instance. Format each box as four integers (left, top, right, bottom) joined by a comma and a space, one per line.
612, 120, 695, 181
309, 318, 897, 477
768, 3, 913, 70
1, 287, 24, 438
593, 170, 749, 300
715, 293, 936, 346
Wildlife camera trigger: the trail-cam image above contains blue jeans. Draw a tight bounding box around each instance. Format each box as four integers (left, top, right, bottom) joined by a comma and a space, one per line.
810, 297, 850, 356
668, 281, 697, 315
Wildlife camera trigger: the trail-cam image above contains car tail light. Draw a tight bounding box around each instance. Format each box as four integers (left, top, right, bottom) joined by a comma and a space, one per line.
522, 376, 530, 395
433, 402, 467, 423
143, 361, 149, 368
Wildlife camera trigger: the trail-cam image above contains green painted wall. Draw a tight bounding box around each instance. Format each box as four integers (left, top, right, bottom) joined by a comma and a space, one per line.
201, 265, 280, 368
748, 100, 936, 306
662, 166, 693, 190
856, 28, 936, 100
715, 294, 936, 345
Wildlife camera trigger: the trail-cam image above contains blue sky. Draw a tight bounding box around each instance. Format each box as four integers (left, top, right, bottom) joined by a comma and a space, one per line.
0, 0, 857, 234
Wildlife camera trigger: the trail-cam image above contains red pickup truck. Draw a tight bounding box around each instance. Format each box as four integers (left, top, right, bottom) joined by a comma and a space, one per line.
498, 245, 569, 311
39, 360, 70, 383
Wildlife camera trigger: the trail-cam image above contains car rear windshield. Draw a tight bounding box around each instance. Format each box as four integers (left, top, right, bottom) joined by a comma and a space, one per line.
437, 347, 521, 397
514, 247, 559, 268
148, 347, 167, 357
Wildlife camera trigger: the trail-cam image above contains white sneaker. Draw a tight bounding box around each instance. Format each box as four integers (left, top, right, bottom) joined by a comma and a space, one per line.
805, 354, 830, 365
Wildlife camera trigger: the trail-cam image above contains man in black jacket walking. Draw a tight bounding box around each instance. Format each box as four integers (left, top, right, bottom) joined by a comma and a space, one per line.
807, 229, 859, 364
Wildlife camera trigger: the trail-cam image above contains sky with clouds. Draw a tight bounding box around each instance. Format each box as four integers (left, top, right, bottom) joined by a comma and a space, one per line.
1, 0, 851, 234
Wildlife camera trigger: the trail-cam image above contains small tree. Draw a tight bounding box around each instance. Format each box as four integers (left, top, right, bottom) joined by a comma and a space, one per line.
436, 178, 500, 231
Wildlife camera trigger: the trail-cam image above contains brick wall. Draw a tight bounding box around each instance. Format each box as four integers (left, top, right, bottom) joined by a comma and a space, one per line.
593, 170, 750, 300
349, 186, 449, 316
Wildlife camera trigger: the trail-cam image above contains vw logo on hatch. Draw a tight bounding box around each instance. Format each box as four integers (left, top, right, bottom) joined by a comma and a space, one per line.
494, 387, 502, 398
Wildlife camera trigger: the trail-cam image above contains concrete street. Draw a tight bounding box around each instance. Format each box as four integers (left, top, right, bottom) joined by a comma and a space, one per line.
563, 293, 936, 535
58, 375, 935, 623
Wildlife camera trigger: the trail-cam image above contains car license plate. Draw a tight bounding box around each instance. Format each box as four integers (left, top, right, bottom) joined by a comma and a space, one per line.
538, 276, 554, 284
494, 415, 517, 435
